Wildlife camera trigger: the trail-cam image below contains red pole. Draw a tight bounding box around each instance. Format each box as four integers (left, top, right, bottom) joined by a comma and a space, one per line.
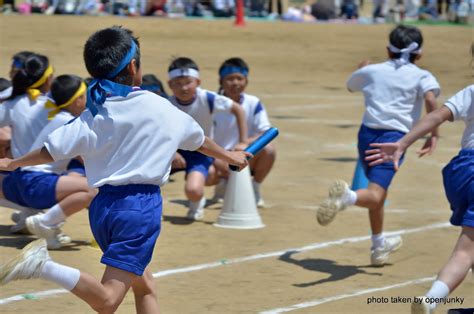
234, 0, 245, 26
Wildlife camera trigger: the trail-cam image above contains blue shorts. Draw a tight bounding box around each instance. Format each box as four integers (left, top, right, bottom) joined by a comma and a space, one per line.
2, 169, 58, 209
178, 150, 214, 178
358, 125, 406, 190
89, 184, 162, 276
442, 149, 474, 228
66, 159, 86, 176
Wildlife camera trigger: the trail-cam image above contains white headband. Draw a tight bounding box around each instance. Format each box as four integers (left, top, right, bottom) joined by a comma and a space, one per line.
168, 68, 200, 80
388, 42, 421, 65
0, 86, 12, 100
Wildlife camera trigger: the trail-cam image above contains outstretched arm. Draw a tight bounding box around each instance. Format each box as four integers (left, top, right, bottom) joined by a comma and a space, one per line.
365, 105, 453, 171
417, 90, 439, 158
230, 102, 249, 144
0, 147, 54, 171
197, 137, 252, 170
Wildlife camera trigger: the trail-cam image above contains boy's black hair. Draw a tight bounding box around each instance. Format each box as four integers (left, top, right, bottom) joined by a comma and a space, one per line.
9, 53, 50, 100
168, 57, 199, 72
0, 78, 11, 92
218, 57, 249, 75
83, 26, 141, 85
50, 75, 83, 105
141, 74, 168, 98
11, 51, 35, 67
389, 25, 423, 63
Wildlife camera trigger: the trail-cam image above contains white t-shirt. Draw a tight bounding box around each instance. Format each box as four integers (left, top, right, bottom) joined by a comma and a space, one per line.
443, 85, 474, 149
213, 93, 271, 150
23, 111, 76, 174
45, 91, 205, 187
0, 95, 49, 158
169, 88, 233, 137
347, 60, 440, 133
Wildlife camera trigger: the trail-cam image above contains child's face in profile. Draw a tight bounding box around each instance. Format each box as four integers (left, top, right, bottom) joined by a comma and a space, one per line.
168, 76, 200, 103
221, 73, 247, 98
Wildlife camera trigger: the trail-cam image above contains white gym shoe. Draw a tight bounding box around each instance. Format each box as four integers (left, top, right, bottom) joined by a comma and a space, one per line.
316, 180, 350, 226
0, 239, 49, 285
186, 197, 206, 221
370, 235, 403, 266
10, 208, 39, 234
411, 296, 432, 314
211, 179, 227, 204
26, 215, 66, 250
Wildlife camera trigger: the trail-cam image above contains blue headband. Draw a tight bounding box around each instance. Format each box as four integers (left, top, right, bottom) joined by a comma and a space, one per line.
219, 66, 248, 79
12, 58, 24, 69
86, 40, 138, 116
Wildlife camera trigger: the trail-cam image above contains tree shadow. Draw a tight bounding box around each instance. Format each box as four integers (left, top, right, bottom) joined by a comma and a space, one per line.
279, 250, 383, 287
320, 157, 358, 163
332, 124, 358, 129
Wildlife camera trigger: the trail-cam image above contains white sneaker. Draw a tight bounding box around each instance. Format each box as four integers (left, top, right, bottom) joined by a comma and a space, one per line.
411, 296, 432, 314
0, 239, 49, 285
26, 215, 65, 250
211, 179, 227, 204
370, 235, 403, 266
316, 180, 350, 226
186, 197, 206, 221
10, 208, 39, 234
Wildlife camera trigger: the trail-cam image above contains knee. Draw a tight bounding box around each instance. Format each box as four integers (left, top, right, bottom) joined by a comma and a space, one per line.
91, 296, 122, 314
86, 188, 98, 202
132, 281, 157, 297
185, 183, 203, 199
263, 143, 276, 159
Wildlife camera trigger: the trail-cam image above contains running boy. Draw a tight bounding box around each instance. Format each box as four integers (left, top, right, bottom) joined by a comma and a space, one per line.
365, 85, 474, 314
212, 57, 276, 207
316, 25, 441, 266
167, 57, 249, 220
0, 26, 249, 313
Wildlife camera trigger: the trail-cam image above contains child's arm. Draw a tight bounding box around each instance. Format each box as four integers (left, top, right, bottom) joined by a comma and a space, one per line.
198, 136, 252, 170
0, 146, 54, 171
230, 102, 249, 144
417, 90, 439, 157
365, 105, 453, 170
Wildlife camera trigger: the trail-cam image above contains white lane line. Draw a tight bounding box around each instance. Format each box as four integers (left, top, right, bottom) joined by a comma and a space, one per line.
259, 276, 436, 314
0, 222, 451, 306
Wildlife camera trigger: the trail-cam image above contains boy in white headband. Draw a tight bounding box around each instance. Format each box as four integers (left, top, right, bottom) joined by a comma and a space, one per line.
316, 25, 441, 266
168, 57, 248, 221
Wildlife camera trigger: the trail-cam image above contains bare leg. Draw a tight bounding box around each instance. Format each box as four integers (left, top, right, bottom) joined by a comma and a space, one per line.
55, 175, 97, 217
355, 183, 387, 235
250, 144, 276, 184
185, 171, 206, 202
132, 268, 160, 314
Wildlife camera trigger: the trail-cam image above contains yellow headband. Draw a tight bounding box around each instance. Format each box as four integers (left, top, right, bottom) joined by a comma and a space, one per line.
27, 65, 54, 101
45, 82, 86, 120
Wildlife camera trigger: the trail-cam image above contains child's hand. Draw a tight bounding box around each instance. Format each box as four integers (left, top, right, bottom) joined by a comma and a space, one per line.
0, 158, 15, 171
417, 135, 437, 158
226, 151, 252, 171
364, 142, 404, 171
358, 60, 371, 69
172, 152, 186, 170
233, 142, 248, 151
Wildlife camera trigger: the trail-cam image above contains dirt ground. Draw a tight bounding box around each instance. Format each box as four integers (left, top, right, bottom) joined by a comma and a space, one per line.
0, 15, 472, 314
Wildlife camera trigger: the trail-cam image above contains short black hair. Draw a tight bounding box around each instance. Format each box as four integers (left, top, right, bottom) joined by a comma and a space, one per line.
218, 57, 249, 75
9, 53, 50, 99
83, 26, 141, 85
168, 57, 199, 72
141, 74, 168, 98
50, 75, 83, 105
389, 25, 423, 63
0, 78, 11, 92
12, 51, 35, 68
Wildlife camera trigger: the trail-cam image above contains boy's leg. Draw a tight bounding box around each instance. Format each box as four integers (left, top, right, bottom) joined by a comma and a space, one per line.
250, 144, 276, 207
412, 226, 474, 313
185, 171, 206, 220
131, 268, 160, 314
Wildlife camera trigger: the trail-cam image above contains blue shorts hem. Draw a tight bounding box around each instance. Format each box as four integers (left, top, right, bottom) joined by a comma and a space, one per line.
101, 256, 144, 276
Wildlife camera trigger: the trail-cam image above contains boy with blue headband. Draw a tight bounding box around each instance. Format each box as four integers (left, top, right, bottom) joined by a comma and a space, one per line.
316, 25, 440, 267
213, 57, 275, 208
0, 26, 250, 313
167, 57, 249, 221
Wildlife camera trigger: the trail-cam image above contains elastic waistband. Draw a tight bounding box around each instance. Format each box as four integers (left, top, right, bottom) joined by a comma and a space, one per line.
99, 184, 161, 194
360, 124, 406, 135
458, 149, 474, 156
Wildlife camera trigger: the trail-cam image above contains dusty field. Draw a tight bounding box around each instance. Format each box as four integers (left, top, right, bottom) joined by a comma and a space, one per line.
0, 15, 472, 313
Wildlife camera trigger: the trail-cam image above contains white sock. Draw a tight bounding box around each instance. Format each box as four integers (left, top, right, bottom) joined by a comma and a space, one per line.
252, 180, 261, 194
189, 197, 205, 211
40, 261, 80, 291
371, 233, 385, 249
344, 189, 357, 206
40, 204, 66, 226
426, 280, 450, 310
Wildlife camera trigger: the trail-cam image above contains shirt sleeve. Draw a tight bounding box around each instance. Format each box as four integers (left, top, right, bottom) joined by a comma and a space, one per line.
178, 113, 206, 151
419, 72, 441, 98
252, 101, 271, 134
346, 68, 369, 92
44, 113, 96, 161
443, 86, 474, 121
213, 94, 234, 113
